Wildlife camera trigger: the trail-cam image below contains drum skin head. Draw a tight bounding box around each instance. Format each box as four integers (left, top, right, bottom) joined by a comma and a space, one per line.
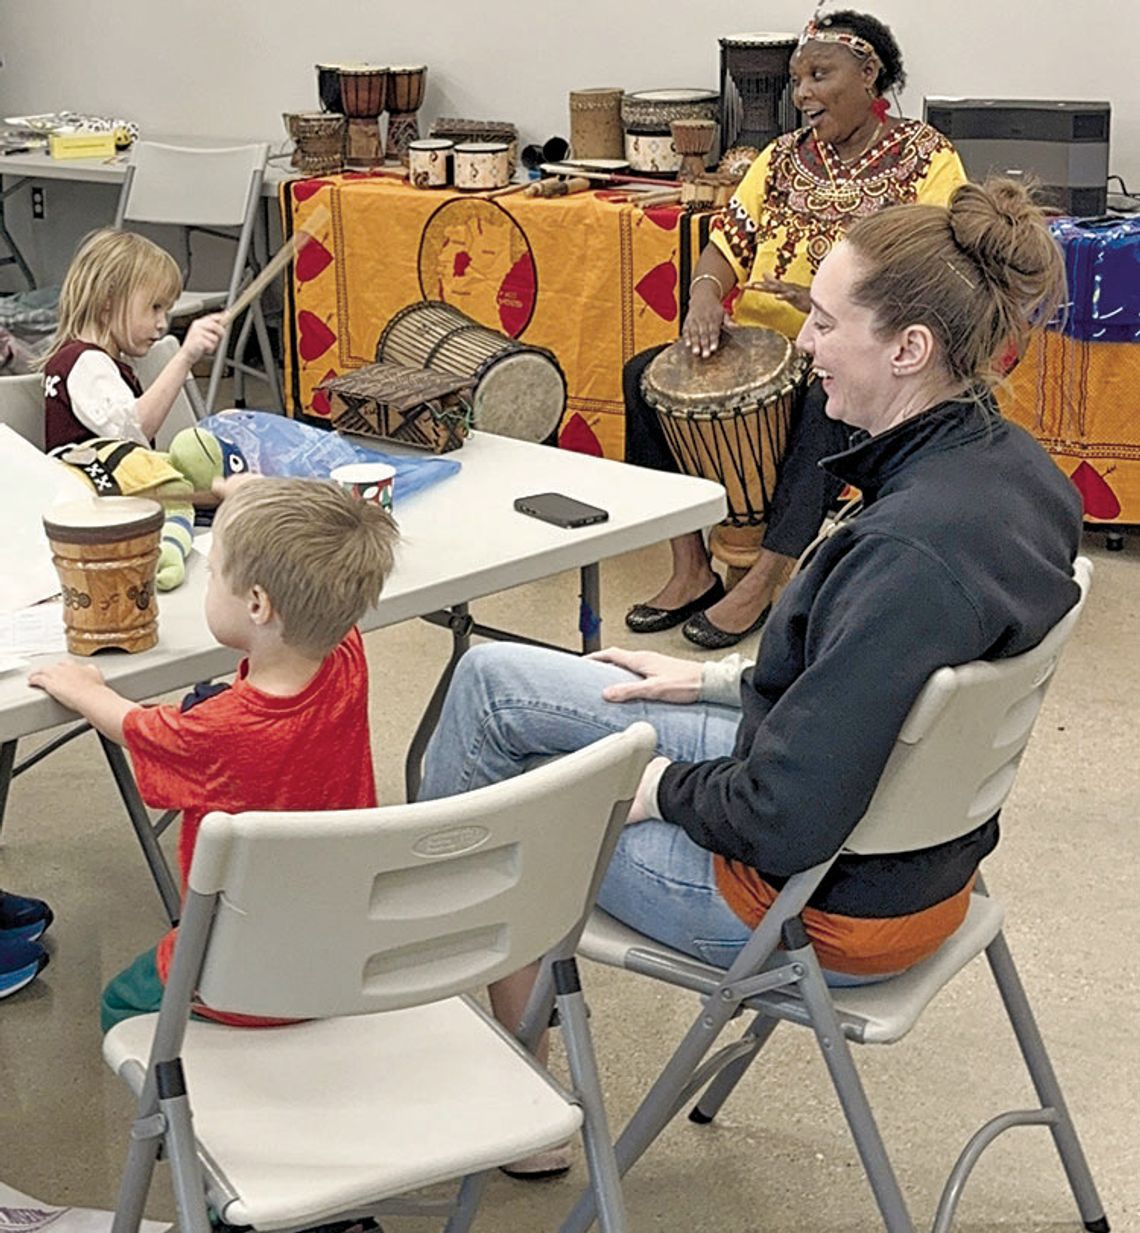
642, 327, 805, 414
471, 351, 564, 441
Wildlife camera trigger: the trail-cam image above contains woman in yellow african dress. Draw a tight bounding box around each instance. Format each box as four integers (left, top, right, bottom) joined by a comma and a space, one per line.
625, 8, 966, 648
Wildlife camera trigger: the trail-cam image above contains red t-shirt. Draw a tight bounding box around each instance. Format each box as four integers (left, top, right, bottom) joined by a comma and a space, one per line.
122, 627, 376, 1020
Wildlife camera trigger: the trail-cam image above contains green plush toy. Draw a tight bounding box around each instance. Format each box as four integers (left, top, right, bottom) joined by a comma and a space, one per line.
157, 428, 226, 589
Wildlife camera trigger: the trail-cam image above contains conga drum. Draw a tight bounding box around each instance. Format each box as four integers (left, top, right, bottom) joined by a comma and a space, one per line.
641, 327, 808, 572
376, 301, 566, 441
43, 496, 164, 655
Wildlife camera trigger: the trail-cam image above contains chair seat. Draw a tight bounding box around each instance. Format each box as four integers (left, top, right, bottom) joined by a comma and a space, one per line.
104, 995, 582, 1231
171, 289, 229, 317
581, 893, 1006, 1046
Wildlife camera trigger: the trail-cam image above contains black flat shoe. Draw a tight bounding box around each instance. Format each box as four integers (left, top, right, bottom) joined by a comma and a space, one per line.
682, 604, 771, 650
625, 576, 726, 634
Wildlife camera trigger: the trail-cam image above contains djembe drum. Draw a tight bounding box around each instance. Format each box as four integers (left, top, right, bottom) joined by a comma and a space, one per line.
718, 33, 799, 153
641, 327, 808, 573
376, 301, 566, 441
43, 496, 164, 655
387, 65, 427, 162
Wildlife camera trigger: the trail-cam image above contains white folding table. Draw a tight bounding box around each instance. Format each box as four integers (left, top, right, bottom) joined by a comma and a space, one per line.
0, 432, 726, 920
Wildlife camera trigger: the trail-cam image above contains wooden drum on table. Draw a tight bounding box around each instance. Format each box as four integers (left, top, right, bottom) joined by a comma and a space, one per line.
376, 301, 566, 442
337, 65, 390, 118
453, 142, 511, 190
284, 111, 345, 174
641, 327, 807, 570
43, 497, 164, 656
387, 65, 428, 162
569, 88, 625, 160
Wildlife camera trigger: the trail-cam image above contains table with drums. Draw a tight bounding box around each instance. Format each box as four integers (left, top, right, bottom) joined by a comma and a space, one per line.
280, 173, 716, 459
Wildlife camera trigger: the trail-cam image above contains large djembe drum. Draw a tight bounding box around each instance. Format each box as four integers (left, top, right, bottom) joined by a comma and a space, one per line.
43, 496, 164, 655
376, 301, 566, 442
641, 327, 807, 573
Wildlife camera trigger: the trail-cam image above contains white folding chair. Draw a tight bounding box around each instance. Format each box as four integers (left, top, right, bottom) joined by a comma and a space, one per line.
559, 558, 1108, 1233
133, 333, 205, 443
103, 723, 656, 1233
0, 371, 45, 449
114, 141, 281, 417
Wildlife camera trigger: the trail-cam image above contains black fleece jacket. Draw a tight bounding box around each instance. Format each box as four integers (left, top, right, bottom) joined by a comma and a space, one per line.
657, 398, 1083, 917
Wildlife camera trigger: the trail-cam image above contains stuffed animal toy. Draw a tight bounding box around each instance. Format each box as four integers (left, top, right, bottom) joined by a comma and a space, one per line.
48, 439, 199, 591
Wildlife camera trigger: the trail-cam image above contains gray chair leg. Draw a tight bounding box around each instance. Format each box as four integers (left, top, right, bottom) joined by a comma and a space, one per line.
441, 1171, 494, 1233
250, 301, 283, 410
111, 1124, 162, 1233
986, 932, 1109, 1232
689, 1012, 780, 1124
559, 972, 745, 1233
156, 1059, 211, 1233
785, 922, 915, 1233
554, 958, 629, 1233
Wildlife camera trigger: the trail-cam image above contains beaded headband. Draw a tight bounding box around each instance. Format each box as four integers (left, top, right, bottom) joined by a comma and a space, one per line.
799, 15, 880, 68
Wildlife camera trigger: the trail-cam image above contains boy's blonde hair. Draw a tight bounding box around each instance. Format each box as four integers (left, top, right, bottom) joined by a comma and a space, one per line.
42, 229, 183, 363
214, 479, 399, 656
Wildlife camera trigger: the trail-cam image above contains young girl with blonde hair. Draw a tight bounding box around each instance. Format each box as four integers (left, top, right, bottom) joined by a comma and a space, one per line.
42, 229, 227, 450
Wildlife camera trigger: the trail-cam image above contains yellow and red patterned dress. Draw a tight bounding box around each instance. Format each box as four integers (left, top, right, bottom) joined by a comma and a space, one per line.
711, 118, 966, 339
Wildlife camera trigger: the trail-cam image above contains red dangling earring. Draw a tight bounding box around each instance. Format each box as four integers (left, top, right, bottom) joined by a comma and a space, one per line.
870, 96, 890, 122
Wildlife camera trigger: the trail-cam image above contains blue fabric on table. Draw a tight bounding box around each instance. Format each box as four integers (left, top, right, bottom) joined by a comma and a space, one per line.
198, 410, 460, 501
1049, 216, 1140, 343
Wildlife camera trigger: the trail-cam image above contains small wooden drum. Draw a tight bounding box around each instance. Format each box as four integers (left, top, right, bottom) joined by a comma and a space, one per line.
642, 327, 807, 532
408, 137, 453, 188
569, 88, 625, 160
453, 141, 511, 190
671, 118, 717, 179
377, 301, 566, 442
337, 65, 390, 118
43, 497, 164, 656
388, 65, 427, 114
284, 111, 345, 174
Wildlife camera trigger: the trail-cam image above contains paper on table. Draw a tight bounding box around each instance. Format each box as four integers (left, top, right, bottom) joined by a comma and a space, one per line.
0, 1183, 169, 1233
0, 602, 66, 656
0, 425, 91, 613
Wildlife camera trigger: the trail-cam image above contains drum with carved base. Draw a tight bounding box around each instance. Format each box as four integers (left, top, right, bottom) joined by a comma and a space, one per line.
43, 496, 164, 656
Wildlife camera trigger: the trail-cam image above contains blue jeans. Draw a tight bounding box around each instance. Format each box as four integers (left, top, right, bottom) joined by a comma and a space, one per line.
420, 642, 756, 967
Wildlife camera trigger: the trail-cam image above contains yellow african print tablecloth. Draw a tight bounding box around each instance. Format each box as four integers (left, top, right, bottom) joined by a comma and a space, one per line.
280, 174, 710, 459
1000, 332, 1140, 525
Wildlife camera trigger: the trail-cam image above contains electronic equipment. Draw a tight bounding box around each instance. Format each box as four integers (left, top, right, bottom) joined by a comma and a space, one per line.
924, 98, 1110, 216
513, 493, 609, 529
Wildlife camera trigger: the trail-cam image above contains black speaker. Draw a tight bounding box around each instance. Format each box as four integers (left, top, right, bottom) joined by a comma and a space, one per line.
923, 98, 1110, 216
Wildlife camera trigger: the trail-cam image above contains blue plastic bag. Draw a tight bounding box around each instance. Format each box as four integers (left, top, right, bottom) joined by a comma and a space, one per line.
197, 410, 460, 501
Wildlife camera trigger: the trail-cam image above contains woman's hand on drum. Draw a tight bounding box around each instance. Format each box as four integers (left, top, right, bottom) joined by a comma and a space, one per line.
681, 287, 728, 359
746, 276, 812, 315
590, 647, 703, 705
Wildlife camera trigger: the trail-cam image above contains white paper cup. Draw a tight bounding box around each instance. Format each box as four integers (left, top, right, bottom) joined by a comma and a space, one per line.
329, 462, 396, 510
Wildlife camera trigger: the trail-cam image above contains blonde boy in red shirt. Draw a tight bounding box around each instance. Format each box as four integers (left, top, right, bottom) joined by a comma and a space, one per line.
30, 479, 398, 1028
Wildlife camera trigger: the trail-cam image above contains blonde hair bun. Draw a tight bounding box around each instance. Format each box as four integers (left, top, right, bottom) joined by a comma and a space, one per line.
948, 180, 1065, 319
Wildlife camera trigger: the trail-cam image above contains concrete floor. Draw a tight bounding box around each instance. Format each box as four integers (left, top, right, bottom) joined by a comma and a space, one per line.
0, 531, 1137, 1233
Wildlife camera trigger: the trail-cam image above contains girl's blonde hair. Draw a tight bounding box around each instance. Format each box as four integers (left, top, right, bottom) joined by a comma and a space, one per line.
41, 229, 182, 364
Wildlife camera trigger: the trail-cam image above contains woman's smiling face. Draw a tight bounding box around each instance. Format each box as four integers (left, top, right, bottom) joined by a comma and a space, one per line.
789, 39, 878, 148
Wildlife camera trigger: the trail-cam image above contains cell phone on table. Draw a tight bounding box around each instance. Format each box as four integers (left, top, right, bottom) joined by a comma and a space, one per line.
513, 492, 610, 528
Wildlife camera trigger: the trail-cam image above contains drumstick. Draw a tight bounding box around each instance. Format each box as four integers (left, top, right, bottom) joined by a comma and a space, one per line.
484, 180, 535, 200
221, 204, 331, 324
524, 176, 592, 198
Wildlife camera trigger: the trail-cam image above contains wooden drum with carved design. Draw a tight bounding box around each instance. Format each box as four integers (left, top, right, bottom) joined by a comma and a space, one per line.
43, 496, 164, 655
